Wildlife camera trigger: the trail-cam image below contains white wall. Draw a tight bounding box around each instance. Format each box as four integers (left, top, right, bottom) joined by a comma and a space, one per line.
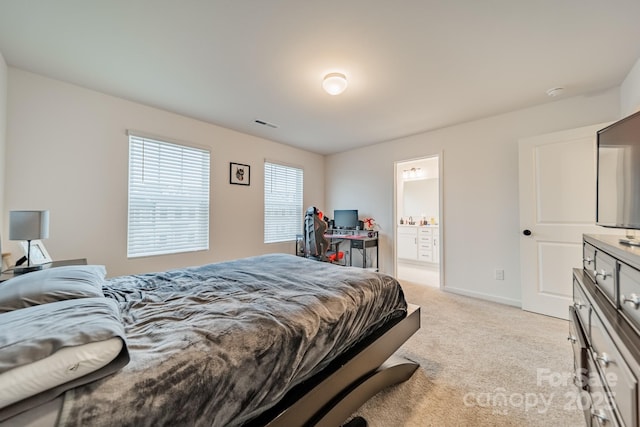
621, 57, 640, 115
5, 69, 325, 277
0, 52, 6, 257
326, 89, 620, 305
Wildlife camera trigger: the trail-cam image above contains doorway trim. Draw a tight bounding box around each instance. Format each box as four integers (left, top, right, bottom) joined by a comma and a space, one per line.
393, 153, 444, 288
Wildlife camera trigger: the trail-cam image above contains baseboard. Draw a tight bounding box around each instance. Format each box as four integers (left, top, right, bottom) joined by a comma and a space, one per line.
443, 286, 521, 308
397, 259, 439, 269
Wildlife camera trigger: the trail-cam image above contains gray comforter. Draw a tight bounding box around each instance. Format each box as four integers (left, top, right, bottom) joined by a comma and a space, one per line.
58, 254, 407, 427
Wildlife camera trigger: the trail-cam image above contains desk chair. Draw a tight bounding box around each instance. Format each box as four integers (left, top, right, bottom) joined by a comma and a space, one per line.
303, 207, 344, 264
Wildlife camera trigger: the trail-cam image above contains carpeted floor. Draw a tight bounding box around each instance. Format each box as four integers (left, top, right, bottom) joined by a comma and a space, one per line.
350, 281, 586, 426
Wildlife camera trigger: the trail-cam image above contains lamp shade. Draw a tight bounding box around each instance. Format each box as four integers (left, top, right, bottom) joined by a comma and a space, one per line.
9, 210, 50, 241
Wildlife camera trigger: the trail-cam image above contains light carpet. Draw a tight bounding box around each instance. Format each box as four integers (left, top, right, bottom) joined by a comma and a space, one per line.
350, 281, 585, 426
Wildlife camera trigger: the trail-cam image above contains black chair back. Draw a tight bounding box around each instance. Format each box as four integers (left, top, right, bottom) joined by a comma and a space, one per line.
304, 207, 329, 260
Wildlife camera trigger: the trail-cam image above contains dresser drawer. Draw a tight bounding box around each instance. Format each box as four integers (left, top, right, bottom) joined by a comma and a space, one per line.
594, 251, 617, 306
590, 310, 638, 427
584, 242, 597, 280
418, 251, 433, 262
574, 277, 591, 340
569, 307, 589, 390
418, 227, 432, 237
419, 236, 432, 246
398, 226, 417, 237
418, 243, 432, 253
619, 262, 640, 333
587, 356, 622, 427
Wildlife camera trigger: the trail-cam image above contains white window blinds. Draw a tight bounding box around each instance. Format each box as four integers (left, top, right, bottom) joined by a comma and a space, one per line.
128, 134, 210, 258
264, 161, 303, 243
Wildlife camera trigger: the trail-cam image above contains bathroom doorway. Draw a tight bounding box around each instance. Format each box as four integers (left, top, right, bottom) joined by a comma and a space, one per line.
394, 155, 442, 288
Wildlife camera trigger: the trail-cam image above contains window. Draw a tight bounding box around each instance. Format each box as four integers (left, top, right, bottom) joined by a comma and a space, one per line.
127, 133, 210, 258
264, 161, 303, 243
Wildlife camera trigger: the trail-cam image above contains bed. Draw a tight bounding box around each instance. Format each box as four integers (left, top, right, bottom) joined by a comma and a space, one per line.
0, 253, 419, 426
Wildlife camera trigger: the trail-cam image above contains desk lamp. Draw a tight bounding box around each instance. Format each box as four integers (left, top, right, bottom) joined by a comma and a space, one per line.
9, 210, 50, 274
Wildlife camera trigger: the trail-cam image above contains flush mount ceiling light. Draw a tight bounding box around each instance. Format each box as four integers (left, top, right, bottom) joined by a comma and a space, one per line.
322, 72, 348, 95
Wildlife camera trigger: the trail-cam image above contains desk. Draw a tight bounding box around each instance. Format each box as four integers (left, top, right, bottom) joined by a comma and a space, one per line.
324, 231, 378, 270
0, 258, 88, 283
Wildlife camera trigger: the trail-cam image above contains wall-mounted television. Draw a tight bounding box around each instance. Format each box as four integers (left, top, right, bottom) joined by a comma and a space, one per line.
333, 209, 358, 229
596, 110, 640, 234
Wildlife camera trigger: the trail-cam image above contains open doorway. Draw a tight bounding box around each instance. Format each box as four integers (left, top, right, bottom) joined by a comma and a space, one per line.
394, 155, 442, 288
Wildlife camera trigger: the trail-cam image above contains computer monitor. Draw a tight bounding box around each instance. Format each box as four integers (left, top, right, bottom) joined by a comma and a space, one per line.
333, 209, 358, 229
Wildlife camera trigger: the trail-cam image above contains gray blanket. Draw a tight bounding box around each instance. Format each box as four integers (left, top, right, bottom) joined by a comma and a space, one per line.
58, 254, 407, 427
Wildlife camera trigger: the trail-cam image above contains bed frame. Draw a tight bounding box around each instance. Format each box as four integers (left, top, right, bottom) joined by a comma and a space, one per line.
1, 306, 419, 427
245, 304, 421, 427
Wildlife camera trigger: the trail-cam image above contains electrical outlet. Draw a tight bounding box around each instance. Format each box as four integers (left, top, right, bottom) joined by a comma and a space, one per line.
495, 269, 504, 280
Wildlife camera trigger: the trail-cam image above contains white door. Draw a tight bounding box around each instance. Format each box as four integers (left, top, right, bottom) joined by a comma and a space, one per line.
519, 123, 613, 319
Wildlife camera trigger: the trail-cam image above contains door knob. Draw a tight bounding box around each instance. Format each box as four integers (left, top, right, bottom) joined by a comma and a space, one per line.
523, 229, 532, 236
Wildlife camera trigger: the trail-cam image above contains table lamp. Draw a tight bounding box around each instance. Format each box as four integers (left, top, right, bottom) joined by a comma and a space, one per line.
9, 210, 50, 274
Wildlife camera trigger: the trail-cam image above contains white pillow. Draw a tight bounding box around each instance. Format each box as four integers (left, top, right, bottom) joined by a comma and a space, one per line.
0, 338, 123, 408
0, 298, 129, 422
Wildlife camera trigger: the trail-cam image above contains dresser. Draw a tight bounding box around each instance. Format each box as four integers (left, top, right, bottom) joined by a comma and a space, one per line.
570, 234, 640, 426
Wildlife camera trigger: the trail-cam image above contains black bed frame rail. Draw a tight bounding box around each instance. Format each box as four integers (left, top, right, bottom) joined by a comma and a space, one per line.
243, 304, 421, 427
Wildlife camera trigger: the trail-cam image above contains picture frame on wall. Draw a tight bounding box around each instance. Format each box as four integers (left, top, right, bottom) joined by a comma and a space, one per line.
19, 240, 52, 265
230, 162, 250, 186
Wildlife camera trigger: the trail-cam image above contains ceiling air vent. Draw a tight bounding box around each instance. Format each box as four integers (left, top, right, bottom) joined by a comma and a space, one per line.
254, 119, 278, 129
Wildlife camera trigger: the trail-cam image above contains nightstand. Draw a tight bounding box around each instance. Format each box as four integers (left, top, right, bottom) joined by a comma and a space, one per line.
0, 258, 88, 283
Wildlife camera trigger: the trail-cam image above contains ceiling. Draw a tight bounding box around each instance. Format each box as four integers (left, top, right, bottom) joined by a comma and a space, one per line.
1, 1, 639, 155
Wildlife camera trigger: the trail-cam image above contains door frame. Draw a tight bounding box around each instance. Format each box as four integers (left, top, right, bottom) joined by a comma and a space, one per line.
393, 152, 444, 288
